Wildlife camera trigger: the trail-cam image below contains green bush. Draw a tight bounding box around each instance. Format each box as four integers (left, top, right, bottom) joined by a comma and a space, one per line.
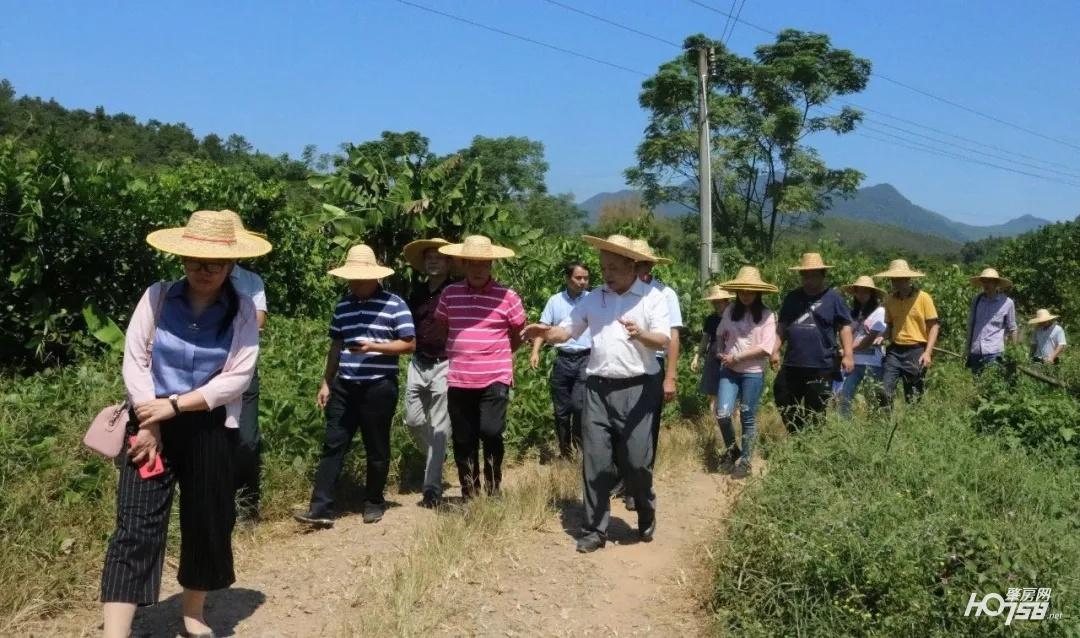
710, 365, 1080, 637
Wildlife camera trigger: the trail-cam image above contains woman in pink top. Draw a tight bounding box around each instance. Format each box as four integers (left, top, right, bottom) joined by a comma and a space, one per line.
714, 267, 779, 477
102, 211, 266, 638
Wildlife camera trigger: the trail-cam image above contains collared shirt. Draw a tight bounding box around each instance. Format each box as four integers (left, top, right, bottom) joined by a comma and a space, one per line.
540, 289, 592, 351
1032, 324, 1067, 361
968, 293, 1017, 355
560, 279, 671, 379
646, 277, 683, 359
884, 289, 938, 346
329, 288, 415, 382
152, 280, 234, 397
407, 277, 454, 359
230, 265, 268, 313
435, 279, 527, 389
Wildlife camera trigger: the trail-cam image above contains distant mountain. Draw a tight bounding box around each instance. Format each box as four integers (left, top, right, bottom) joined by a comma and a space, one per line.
577, 182, 1052, 243
784, 217, 963, 257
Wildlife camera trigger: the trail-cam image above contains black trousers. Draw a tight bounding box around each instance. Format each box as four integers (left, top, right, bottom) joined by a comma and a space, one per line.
550, 351, 588, 456
774, 365, 833, 433
100, 408, 237, 604
234, 368, 261, 515
308, 377, 398, 517
882, 345, 926, 408
448, 383, 509, 497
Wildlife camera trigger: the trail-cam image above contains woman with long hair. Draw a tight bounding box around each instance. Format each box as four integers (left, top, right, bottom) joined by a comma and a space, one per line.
714, 267, 778, 478
101, 210, 268, 638
839, 276, 888, 417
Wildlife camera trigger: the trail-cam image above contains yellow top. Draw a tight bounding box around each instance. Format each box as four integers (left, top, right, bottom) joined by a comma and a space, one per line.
884, 289, 938, 345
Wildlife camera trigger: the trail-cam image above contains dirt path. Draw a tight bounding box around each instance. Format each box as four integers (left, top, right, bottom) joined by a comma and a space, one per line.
30, 458, 749, 637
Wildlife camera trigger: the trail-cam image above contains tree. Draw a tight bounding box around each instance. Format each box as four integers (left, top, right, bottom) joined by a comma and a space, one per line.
626, 31, 870, 256
461, 135, 549, 199
225, 133, 253, 155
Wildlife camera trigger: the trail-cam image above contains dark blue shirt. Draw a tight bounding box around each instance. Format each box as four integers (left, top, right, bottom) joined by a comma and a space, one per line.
329, 288, 416, 382
778, 287, 851, 369
152, 280, 234, 397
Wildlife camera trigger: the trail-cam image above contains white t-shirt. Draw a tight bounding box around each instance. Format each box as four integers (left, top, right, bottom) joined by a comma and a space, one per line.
649, 279, 682, 359
852, 306, 887, 367
561, 279, 671, 378
231, 265, 268, 313
1032, 324, 1066, 361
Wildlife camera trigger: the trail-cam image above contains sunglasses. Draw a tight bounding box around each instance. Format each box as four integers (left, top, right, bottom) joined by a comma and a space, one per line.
182, 259, 230, 274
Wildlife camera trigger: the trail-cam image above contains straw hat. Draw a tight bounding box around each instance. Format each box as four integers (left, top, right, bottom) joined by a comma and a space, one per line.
719, 266, 779, 293
438, 235, 515, 261
874, 259, 925, 279
403, 238, 452, 272
703, 284, 736, 302
582, 234, 655, 262
1027, 308, 1059, 325
220, 209, 268, 239
970, 267, 1012, 289
789, 252, 832, 271
629, 239, 672, 265
842, 275, 887, 296
146, 210, 273, 259
328, 244, 395, 280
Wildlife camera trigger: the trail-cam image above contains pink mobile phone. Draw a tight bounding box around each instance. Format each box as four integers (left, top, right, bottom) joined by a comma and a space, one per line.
129, 435, 165, 479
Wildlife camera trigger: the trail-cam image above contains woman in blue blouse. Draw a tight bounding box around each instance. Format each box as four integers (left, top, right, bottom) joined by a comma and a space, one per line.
102, 211, 269, 638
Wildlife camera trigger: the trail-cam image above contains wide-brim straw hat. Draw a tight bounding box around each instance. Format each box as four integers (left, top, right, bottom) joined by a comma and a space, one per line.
842, 275, 887, 296
328, 244, 395, 280
629, 239, 672, 265
719, 266, 779, 293
703, 284, 736, 301
220, 209, 268, 240
438, 235, 515, 261
582, 234, 655, 262
403, 238, 452, 272
1027, 308, 1059, 325
146, 210, 272, 259
970, 267, 1012, 289
875, 259, 925, 279
789, 252, 832, 271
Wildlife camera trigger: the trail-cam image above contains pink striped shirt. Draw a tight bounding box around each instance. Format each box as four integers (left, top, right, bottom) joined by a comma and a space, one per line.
435, 279, 526, 389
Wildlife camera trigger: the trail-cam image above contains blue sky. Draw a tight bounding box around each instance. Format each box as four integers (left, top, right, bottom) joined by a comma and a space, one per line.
2, 0, 1078, 224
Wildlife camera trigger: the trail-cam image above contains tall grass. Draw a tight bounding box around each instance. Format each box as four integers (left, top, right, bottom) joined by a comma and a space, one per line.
709, 362, 1080, 637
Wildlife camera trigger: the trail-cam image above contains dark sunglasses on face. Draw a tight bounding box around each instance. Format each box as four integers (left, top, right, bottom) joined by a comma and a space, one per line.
182, 259, 229, 274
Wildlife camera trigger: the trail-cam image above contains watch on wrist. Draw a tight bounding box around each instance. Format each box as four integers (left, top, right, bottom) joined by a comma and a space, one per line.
168, 394, 181, 416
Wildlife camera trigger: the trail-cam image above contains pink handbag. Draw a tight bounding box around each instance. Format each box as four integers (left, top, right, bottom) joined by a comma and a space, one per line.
83, 282, 166, 458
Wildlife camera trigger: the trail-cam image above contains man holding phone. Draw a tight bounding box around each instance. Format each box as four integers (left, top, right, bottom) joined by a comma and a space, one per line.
294, 244, 415, 528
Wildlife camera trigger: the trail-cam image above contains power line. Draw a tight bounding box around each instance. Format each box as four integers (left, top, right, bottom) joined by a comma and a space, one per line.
722, 0, 749, 45
538, 0, 682, 48
717, 0, 739, 44
682, 0, 1080, 154
392, 0, 649, 77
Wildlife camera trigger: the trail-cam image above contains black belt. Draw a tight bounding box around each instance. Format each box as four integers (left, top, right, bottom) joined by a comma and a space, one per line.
414, 353, 448, 365
588, 374, 647, 390
557, 348, 591, 358
888, 343, 926, 352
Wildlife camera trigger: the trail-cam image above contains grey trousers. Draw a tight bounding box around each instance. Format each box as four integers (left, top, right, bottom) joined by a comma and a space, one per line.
581, 375, 659, 541
404, 357, 451, 495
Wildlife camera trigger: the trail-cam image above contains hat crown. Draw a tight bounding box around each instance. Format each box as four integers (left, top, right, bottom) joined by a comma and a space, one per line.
734, 265, 763, 281
344, 244, 380, 266
978, 267, 1001, 278
889, 259, 911, 270
605, 235, 634, 249
800, 253, 825, 267
629, 239, 654, 256
852, 275, 876, 288
181, 210, 240, 245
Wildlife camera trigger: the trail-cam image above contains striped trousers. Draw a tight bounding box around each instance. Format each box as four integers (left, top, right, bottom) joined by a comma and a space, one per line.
100, 408, 237, 604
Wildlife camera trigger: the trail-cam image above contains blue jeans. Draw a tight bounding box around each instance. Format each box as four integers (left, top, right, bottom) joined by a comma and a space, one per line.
839, 364, 884, 418
715, 369, 765, 464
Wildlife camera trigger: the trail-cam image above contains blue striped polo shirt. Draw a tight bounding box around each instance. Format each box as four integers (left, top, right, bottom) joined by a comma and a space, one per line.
329, 288, 416, 382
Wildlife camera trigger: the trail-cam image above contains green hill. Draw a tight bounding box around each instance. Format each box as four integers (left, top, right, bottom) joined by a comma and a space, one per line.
781, 216, 963, 257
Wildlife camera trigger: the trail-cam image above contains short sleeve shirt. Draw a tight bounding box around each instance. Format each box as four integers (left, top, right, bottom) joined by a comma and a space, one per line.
852, 306, 888, 367
540, 290, 591, 351
778, 287, 852, 369
649, 279, 682, 359
329, 288, 416, 382
435, 279, 527, 389
884, 290, 938, 346
1033, 325, 1067, 361
230, 265, 267, 313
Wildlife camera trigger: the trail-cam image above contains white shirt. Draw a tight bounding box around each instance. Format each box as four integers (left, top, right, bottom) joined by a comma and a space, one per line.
853, 306, 888, 367
560, 279, 671, 378
231, 265, 267, 313
649, 278, 682, 359
1033, 324, 1067, 361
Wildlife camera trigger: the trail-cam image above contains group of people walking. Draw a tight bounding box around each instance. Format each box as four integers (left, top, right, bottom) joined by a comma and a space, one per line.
99, 208, 1068, 637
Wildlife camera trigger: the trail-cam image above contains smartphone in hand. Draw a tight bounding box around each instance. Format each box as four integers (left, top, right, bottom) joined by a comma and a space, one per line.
129, 435, 166, 479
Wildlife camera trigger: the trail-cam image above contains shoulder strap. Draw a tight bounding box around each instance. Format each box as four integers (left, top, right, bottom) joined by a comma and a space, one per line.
145, 280, 168, 355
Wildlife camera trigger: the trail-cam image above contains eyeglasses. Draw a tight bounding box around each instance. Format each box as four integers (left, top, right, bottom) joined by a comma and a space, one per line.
182, 259, 229, 274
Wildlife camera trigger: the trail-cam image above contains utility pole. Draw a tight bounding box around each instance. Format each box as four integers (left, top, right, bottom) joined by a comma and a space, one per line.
697, 46, 713, 283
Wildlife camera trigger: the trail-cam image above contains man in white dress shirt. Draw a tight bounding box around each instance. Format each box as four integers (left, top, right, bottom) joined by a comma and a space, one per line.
523, 235, 670, 553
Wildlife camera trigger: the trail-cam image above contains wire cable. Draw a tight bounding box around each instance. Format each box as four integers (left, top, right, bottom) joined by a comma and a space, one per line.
538, 0, 682, 47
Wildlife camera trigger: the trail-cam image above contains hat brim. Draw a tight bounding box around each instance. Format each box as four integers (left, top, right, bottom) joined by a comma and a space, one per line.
404, 239, 452, 272
971, 276, 1013, 289
438, 244, 515, 260
720, 283, 779, 294
1027, 315, 1059, 325
842, 284, 887, 295
789, 265, 833, 271
704, 292, 736, 301
581, 236, 654, 262
146, 228, 272, 259
874, 270, 925, 279
327, 264, 395, 280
